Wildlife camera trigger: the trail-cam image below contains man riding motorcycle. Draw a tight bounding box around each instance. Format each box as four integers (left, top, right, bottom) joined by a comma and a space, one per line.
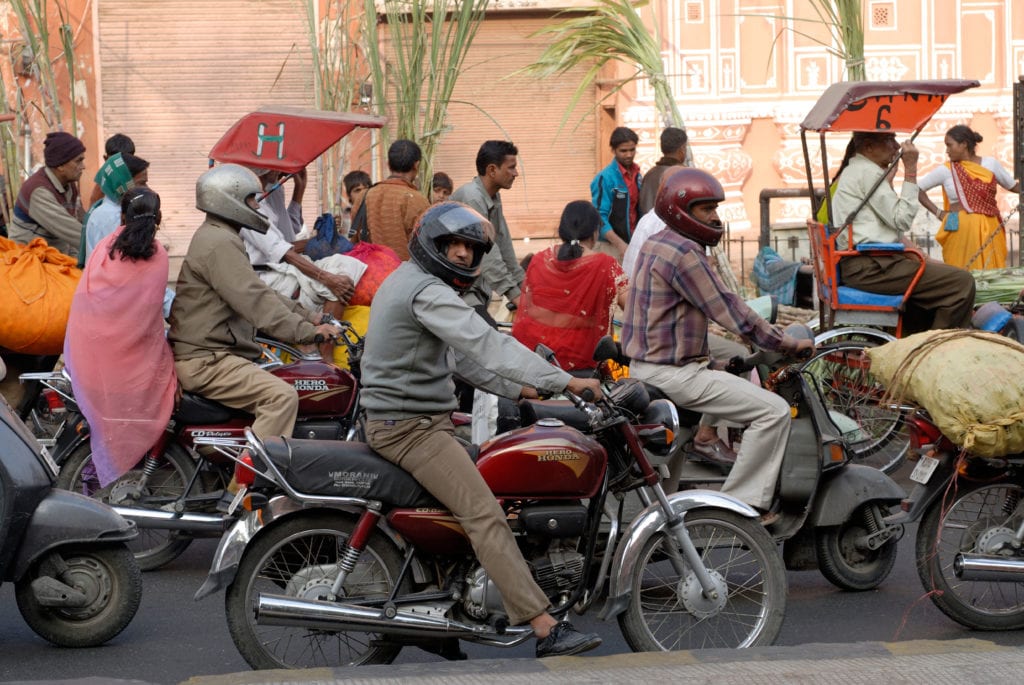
168, 164, 342, 441
360, 202, 604, 657
620, 168, 815, 524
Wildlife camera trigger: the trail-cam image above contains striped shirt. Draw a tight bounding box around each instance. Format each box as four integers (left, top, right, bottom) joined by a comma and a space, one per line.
621, 228, 788, 365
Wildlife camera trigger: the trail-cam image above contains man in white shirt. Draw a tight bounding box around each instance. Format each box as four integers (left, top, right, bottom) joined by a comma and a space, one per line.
831, 132, 975, 333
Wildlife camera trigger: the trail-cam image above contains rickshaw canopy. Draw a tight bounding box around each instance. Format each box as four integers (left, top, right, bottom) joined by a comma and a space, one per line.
209, 106, 386, 174
800, 79, 980, 133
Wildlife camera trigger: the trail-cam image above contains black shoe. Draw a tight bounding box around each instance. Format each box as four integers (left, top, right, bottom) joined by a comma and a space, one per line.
535, 620, 602, 658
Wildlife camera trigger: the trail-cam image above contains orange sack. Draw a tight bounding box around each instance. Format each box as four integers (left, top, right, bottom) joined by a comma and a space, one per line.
0, 236, 81, 354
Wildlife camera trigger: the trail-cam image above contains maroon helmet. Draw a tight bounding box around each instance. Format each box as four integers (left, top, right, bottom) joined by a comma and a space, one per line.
654, 167, 726, 247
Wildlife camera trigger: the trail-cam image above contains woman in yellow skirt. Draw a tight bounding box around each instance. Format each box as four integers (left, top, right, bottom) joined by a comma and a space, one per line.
918, 125, 1019, 270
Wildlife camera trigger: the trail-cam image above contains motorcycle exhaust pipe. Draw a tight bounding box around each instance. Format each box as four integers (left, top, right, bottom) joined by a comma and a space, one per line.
954, 553, 1024, 582
112, 506, 231, 533
256, 593, 532, 640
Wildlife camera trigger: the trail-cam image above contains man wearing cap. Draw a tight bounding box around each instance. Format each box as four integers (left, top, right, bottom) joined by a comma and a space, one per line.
9, 131, 87, 257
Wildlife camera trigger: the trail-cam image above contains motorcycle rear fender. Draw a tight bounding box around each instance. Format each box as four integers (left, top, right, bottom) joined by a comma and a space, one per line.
807, 463, 905, 528
194, 495, 418, 600
599, 489, 758, 621
12, 489, 137, 581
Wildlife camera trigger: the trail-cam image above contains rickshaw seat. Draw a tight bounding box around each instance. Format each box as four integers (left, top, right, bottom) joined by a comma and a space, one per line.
806, 220, 926, 338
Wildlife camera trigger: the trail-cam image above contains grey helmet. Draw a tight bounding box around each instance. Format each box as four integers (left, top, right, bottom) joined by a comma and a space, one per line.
195, 164, 270, 233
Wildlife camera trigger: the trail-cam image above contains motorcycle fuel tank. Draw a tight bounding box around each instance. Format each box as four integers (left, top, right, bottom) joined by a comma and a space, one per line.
272, 359, 357, 417
476, 420, 606, 499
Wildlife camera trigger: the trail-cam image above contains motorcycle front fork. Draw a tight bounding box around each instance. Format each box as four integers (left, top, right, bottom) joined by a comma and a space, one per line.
637, 483, 723, 599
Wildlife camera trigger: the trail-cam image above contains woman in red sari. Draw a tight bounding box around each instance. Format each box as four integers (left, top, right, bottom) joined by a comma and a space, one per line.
919, 125, 1020, 270
512, 200, 627, 371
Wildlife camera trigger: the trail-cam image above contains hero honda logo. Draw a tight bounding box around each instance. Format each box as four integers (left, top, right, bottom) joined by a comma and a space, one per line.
291, 378, 350, 403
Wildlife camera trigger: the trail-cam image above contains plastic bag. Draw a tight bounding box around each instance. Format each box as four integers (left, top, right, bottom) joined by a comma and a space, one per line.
304, 212, 354, 261
0, 237, 81, 354
867, 330, 1024, 457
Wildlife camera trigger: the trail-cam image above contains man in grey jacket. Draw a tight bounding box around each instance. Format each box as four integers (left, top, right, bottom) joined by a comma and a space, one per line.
450, 140, 524, 320
361, 202, 603, 658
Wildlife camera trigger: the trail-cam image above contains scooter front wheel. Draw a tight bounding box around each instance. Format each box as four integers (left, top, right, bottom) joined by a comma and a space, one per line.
57, 442, 196, 571
15, 542, 142, 647
916, 480, 1024, 630
618, 509, 786, 651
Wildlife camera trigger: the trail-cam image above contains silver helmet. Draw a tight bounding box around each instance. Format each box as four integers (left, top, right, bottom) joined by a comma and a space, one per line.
195, 164, 270, 233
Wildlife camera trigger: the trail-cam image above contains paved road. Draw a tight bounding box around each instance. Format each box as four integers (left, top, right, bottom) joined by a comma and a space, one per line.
2, 466, 1024, 683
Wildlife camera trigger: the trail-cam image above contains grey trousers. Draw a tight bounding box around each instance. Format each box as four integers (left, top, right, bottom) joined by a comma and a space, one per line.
630, 359, 791, 510
366, 413, 550, 625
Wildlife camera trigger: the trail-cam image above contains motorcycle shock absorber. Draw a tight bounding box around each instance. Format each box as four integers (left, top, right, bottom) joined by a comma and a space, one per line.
329, 506, 383, 599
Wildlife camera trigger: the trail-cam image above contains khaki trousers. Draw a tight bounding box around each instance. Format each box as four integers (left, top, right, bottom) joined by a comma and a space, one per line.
174, 352, 298, 440
838, 255, 976, 334
366, 414, 549, 625
631, 359, 791, 510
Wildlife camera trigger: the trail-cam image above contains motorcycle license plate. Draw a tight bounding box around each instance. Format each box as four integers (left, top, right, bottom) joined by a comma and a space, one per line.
910, 454, 939, 484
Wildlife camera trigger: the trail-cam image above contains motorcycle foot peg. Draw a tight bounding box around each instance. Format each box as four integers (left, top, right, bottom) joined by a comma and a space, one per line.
382, 602, 398, 619
493, 616, 509, 635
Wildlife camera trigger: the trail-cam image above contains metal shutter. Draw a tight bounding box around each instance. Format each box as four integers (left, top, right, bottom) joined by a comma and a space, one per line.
430, 14, 598, 239
96, 0, 315, 257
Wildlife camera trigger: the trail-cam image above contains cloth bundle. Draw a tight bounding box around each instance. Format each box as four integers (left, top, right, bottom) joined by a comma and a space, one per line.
0, 236, 81, 354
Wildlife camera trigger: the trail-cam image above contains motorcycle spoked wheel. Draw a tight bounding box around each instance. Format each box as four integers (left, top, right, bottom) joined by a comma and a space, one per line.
14, 543, 142, 647
798, 343, 909, 475
56, 442, 196, 571
226, 512, 409, 670
815, 503, 898, 591
618, 509, 786, 651
916, 480, 1024, 630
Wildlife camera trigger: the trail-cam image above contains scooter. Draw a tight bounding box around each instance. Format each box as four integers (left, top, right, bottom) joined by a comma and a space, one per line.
193, 375, 787, 670
588, 326, 907, 592
0, 391, 142, 646
889, 408, 1024, 630
52, 323, 365, 571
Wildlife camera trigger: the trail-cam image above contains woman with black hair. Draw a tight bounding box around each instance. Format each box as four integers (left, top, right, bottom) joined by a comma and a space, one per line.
64, 187, 178, 486
511, 200, 627, 371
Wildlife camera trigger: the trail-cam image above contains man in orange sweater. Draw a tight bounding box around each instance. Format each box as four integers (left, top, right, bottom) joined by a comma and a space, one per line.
353, 139, 430, 260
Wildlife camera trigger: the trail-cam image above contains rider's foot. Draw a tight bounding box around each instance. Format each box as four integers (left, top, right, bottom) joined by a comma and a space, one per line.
756, 506, 781, 527
535, 620, 602, 658
691, 438, 736, 469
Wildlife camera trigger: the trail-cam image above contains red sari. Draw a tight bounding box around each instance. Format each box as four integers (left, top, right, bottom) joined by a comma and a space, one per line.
512, 247, 626, 370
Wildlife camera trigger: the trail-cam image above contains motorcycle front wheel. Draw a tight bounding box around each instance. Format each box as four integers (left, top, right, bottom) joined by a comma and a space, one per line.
618, 509, 786, 650
57, 442, 196, 571
226, 512, 408, 670
815, 503, 898, 591
916, 480, 1024, 630
15, 543, 142, 647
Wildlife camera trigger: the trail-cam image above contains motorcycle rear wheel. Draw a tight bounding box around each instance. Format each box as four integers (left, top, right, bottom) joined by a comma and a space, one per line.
815, 503, 898, 591
57, 442, 196, 571
618, 509, 786, 650
799, 343, 908, 474
15, 543, 142, 647
916, 480, 1024, 630
226, 512, 408, 670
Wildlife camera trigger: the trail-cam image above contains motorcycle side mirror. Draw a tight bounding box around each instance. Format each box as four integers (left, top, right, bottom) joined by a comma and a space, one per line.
534, 343, 560, 367
592, 336, 618, 363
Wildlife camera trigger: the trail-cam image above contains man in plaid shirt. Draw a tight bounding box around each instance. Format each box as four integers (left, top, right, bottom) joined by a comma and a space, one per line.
621, 168, 814, 524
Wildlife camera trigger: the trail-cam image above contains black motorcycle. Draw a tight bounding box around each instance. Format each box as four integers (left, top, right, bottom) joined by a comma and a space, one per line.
0, 393, 142, 646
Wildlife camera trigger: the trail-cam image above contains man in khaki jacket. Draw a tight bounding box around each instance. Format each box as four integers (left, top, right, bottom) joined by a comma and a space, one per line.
168, 164, 341, 440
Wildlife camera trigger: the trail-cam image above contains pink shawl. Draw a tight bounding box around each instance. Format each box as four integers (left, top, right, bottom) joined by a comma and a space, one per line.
63, 229, 176, 486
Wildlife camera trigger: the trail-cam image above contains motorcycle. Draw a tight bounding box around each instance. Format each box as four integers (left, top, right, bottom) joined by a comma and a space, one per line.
193, 375, 787, 670
0, 390, 142, 646
589, 327, 907, 592
53, 323, 365, 571
889, 409, 1024, 630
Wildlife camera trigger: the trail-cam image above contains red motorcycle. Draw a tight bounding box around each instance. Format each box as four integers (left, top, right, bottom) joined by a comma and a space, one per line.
193, 377, 787, 670
53, 325, 364, 570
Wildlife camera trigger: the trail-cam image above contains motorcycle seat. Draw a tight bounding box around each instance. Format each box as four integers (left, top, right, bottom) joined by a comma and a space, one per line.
261, 437, 440, 508
517, 399, 590, 431
176, 392, 251, 425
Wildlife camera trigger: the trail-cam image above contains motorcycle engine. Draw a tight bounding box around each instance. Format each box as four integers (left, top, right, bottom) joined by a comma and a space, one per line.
462, 543, 586, 620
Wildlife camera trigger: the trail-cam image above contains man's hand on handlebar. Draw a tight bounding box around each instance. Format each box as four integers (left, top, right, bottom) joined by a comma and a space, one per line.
312, 323, 345, 344
790, 338, 815, 360
566, 377, 603, 402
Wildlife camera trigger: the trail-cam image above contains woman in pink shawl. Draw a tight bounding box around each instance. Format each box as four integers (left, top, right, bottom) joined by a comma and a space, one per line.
64, 187, 177, 486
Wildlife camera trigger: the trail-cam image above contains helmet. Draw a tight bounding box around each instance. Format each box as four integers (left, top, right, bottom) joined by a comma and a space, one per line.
195, 164, 270, 233
408, 202, 494, 293
654, 167, 726, 247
